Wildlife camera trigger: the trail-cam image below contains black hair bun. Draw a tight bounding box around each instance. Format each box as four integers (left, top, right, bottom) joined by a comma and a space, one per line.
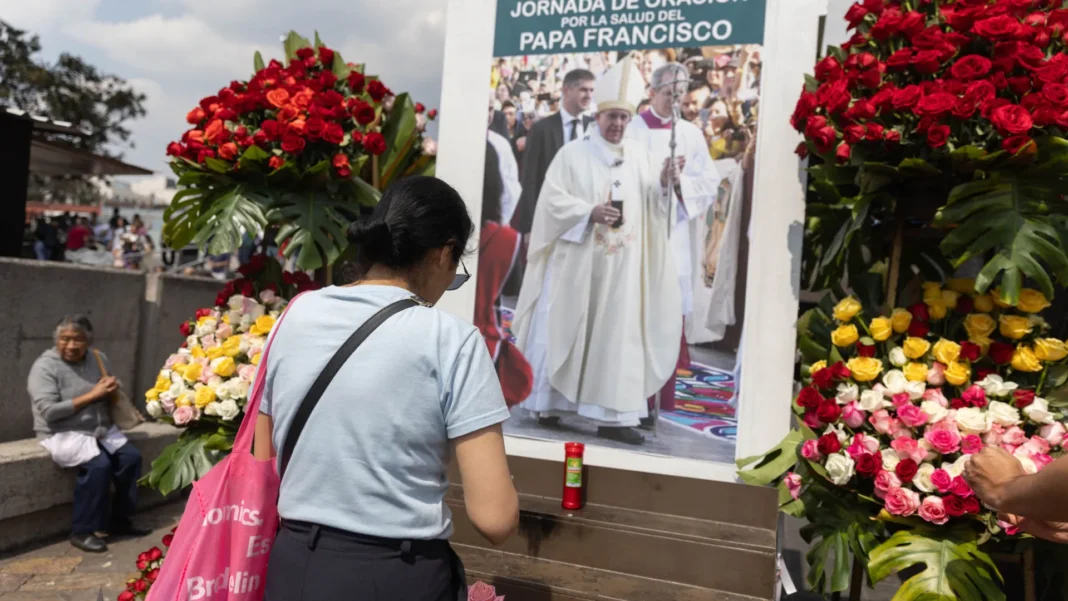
347, 220, 394, 264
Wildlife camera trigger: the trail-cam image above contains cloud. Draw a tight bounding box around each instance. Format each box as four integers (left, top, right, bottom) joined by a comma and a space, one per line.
0, 0, 99, 31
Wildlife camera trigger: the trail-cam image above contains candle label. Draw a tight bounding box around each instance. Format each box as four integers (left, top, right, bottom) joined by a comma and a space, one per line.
565, 457, 583, 488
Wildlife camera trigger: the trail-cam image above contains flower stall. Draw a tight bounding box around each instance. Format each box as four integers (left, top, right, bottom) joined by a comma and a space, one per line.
162, 31, 438, 272
740, 1, 1068, 600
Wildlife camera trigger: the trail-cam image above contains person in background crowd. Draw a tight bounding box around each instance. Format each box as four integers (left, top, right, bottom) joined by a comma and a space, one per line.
28, 315, 149, 553
705, 98, 748, 160
130, 215, 147, 237
66, 217, 92, 252
681, 83, 712, 124
487, 99, 523, 225
255, 176, 518, 600
108, 207, 122, 229
91, 214, 112, 249
965, 446, 1068, 542
34, 218, 57, 261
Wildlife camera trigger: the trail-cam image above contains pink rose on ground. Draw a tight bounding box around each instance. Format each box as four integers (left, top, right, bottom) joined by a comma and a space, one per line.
784, 472, 803, 500
998, 519, 1021, 536
983, 424, 1006, 446
930, 468, 953, 493
962, 385, 987, 407
923, 388, 949, 407
842, 402, 866, 428
950, 476, 974, 498
870, 410, 897, 434
173, 405, 196, 426
891, 392, 911, 407
1003, 426, 1027, 446
919, 495, 949, 525
468, 581, 503, 601
927, 362, 946, 386
884, 487, 922, 517
215, 323, 233, 340
892, 437, 927, 463
237, 364, 258, 382
874, 470, 902, 499
801, 439, 823, 461
1040, 422, 1067, 447
898, 404, 930, 428
962, 435, 984, 454
925, 424, 962, 455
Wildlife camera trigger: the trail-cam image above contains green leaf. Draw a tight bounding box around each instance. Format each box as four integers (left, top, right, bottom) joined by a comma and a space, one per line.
352, 172, 382, 207
238, 144, 271, 170
950, 145, 987, 163
204, 157, 231, 174
868, 529, 1005, 601
898, 157, 942, 176
141, 433, 216, 496
163, 187, 214, 250
270, 191, 361, 270
378, 92, 419, 189
804, 74, 820, 93
314, 31, 324, 49
332, 52, 352, 80
253, 51, 265, 73
191, 187, 269, 256
736, 430, 803, 486
282, 31, 311, 63
204, 433, 235, 452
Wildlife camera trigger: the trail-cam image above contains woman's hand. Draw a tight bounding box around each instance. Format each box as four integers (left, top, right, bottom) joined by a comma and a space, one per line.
91, 376, 119, 400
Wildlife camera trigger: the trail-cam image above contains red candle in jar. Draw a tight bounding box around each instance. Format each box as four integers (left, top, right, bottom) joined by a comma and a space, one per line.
562, 442, 585, 510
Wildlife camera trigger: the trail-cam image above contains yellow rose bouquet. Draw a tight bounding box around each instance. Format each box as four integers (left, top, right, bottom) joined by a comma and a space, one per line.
739, 282, 1068, 601
140, 255, 318, 495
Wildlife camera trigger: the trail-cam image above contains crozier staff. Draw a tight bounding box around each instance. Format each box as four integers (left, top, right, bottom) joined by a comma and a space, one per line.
512, 55, 682, 446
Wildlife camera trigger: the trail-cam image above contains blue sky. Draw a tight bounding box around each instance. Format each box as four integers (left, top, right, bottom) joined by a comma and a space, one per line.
1, 0, 447, 176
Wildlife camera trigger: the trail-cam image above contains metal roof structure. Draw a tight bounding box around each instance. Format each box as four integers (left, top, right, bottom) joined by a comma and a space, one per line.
3, 107, 152, 176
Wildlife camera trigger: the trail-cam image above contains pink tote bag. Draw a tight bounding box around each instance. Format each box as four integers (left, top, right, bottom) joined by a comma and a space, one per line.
148, 295, 302, 601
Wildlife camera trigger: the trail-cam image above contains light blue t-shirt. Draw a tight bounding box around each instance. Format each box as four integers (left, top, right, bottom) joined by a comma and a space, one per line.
260, 285, 509, 540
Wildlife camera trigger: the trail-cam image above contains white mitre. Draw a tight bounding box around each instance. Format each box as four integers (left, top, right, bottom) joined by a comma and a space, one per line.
594, 54, 644, 114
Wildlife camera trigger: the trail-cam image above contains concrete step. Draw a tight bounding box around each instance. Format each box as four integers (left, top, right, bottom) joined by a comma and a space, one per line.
458, 544, 767, 601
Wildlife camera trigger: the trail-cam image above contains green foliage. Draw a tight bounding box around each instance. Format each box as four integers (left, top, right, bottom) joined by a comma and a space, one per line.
736, 429, 803, 486
869, 528, 1005, 601
140, 428, 219, 496
378, 93, 419, 189
269, 190, 358, 271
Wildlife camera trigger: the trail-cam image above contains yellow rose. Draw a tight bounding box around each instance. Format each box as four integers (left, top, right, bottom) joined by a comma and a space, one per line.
932, 338, 961, 365
251, 352, 263, 366
903, 337, 932, 360
196, 314, 214, 325
890, 308, 913, 334
926, 299, 948, 321
1034, 338, 1068, 362
194, 385, 217, 409
946, 278, 976, 295
904, 362, 929, 382
847, 357, 883, 382
154, 374, 171, 391
205, 346, 226, 360
190, 345, 206, 359
941, 290, 960, 310
944, 361, 971, 386
991, 288, 1012, 308
809, 360, 827, 375
222, 314, 231, 324
145, 388, 161, 401
973, 295, 995, 313
964, 313, 996, 339
999, 315, 1033, 340
183, 362, 203, 382
922, 282, 943, 305
1017, 288, 1052, 313
249, 315, 277, 337
833, 297, 863, 322
222, 335, 242, 358
175, 393, 193, 408
211, 357, 236, 378
870, 317, 892, 342
1011, 345, 1043, 373
831, 324, 859, 347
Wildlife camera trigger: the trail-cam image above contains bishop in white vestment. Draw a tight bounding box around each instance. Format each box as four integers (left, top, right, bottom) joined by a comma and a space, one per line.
512, 56, 681, 445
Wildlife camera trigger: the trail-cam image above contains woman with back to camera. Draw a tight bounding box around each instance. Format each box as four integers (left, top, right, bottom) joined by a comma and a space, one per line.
253, 176, 519, 600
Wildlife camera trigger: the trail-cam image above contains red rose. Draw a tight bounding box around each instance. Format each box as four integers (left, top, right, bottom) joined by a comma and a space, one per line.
332, 153, 351, 178
353, 100, 376, 126
797, 386, 824, 409
304, 116, 327, 139
943, 495, 966, 517
926, 124, 951, 148
950, 55, 993, 80
166, 142, 184, 157
959, 341, 981, 361
845, 3, 869, 28
347, 71, 366, 94
991, 104, 1034, 135
362, 131, 387, 155
843, 124, 866, 144
148, 546, 163, 561
217, 142, 239, 161
895, 458, 919, 483
908, 320, 930, 337
817, 400, 843, 424
268, 156, 285, 170
844, 99, 877, 121
318, 46, 335, 66
911, 50, 944, 75
1033, 106, 1060, 126
427, 109, 438, 120
973, 15, 1024, 40
811, 125, 838, 154
816, 80, 851, 114
857, 343, 876, 358
916, 92, 959, 117
134, 579, 147, 592
943, 6, 979, 31
812, 367, 835, 390
280, 133, 306, 154
907, 302, 928, 321
1009, 76, 1033, 95
214, 292, 229, 307
870, 8, 904, 40
891, 85, 924, 110
790, 92, 819, 130
162, 533, 174, 547
186, 107, 206, 125
322, 123, 344, 145
196, 149, 216, 164
368, 79, 390, 102
952, 98, 978, 119
1014, 389, 1036, 408
956, 295, 974, 315
900, 11, 925, 36
1035, 28, 1052, 47
414, 102, 426, 113
989, 341, 1015, 364
962, 496, 981, 515
829, 361, 851, 381
119, 592, 135, 601
147, 568, 160, 582
856, 453, 880, 477
854, 67, 884, 89
1002, 134, 1035, 154
865, 123, 885, 141
295, 47, 315, 61
950, 398, 967, 410
261, 120, 282, 141
886, 48, 913, 70
817, 433, 842, 456
1035, 61, 1068, 85
1043, 83, 1068, 107
815, 56, 844, 83
795, 142, 809, 158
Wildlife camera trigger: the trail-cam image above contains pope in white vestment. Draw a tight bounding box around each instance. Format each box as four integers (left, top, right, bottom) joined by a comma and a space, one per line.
512, 56, 682, 444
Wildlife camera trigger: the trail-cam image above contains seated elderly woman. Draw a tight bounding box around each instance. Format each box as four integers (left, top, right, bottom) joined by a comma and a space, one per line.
28, 314, 150, 553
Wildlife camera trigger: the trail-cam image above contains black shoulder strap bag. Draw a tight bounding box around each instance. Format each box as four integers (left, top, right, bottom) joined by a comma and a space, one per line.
274, 294, 469, 601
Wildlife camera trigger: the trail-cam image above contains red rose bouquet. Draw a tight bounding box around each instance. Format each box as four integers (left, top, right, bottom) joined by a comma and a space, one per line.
163, 31, 438, 271
794, 0, 1068, 305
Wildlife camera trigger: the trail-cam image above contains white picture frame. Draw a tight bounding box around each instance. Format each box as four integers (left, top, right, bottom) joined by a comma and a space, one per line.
434, 0, 821, 483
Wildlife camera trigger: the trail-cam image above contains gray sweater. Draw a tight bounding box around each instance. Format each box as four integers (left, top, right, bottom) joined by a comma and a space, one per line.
28, 348, 114, 439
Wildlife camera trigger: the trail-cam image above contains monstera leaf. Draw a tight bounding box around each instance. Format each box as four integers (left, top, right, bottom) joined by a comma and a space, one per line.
800, 484, 883, 594
378, 92, 419, 189
192, 187, 269, 256
141, 430, 216, 496
269, 182, 379, 271
936, 139, 1068, 303
736, 429, 804, 486
868, 528, 1005, 601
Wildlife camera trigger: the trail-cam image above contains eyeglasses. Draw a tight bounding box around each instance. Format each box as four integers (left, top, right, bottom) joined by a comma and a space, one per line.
447, 260, 470, 291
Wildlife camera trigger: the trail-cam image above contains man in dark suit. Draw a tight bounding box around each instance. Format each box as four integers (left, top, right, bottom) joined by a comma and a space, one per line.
511, 69, 596, 235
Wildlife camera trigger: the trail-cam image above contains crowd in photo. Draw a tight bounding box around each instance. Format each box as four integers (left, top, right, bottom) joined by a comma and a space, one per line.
23, 208, 155, 270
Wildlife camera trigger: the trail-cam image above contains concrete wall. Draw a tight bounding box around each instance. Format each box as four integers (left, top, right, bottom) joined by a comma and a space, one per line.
0, 258, 221, 443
